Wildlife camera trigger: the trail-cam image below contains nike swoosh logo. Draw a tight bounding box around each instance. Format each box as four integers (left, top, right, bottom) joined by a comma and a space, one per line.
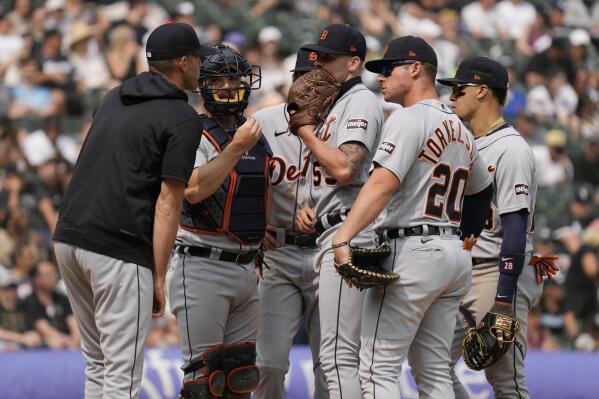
501, 257, 513, 262
274, 130, 288, 137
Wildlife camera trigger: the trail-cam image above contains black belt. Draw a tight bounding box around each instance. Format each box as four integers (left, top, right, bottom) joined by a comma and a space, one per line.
267, 231, 317, 248
315, 208, 350, 235
175, 245, 258, 264
472, 257, 498, 266
381, 225, 459, 239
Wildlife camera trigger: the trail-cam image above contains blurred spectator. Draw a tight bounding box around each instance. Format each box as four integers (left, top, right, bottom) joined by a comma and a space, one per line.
22, 261, 79, 349
67, 20, 110, 97
533, 129, 573, 187
0, 267, 42, 351
6, 0, 33, 36
554, 185, 596, 255
9, 57, 65, 119
104, 24, 141, 82
108, 0, 148, 45
254, 26, 286, 99
525, 36, 576, 88
398, 0, 442, 38
495, 0, 536, 41
572, 125, 599, 186
537, 281, 579, 350
460, 0, 498, 39
565, 220, 599, 340
525, 68, 578, 125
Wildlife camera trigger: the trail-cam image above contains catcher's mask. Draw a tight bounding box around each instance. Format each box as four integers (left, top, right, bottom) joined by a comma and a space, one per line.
199, 44, 261, 119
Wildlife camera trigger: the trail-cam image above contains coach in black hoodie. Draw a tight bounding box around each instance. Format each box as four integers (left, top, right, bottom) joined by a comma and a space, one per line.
52, 23, 214, 398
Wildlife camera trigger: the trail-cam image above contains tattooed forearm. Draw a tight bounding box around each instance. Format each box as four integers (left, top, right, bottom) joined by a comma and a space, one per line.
339, 142, 368, 179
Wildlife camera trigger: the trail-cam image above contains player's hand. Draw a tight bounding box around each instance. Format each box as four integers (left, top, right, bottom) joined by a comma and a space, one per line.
152, 281, 166, 319
296, 205, 317, 233
332, 240, 353, 288
463, 234, 477, 251
263, 225, 281, 250
232, 117, 262, 152
529, 255, 559, 284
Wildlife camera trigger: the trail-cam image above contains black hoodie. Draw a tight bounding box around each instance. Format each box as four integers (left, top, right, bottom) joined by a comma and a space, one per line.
53, 72, 203, 269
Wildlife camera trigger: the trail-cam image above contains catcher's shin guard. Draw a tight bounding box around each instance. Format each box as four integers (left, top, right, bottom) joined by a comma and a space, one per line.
180, 345, 226, 399
221, 342, 259, 399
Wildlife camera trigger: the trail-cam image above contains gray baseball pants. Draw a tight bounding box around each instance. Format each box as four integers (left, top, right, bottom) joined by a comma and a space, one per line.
450, 255, 542, 399
53, 241, 152, 399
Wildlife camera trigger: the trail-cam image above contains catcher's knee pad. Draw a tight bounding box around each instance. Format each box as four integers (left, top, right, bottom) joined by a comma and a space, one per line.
180, 345, 226, 399
221, 342, 259, 399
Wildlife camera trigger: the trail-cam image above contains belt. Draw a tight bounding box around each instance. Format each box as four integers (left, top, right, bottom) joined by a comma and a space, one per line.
315, 208, 350, 235
175, 245, 258, 265
381, 225, 459, 239
268, 231, 318, 248
472, 257, 498, 266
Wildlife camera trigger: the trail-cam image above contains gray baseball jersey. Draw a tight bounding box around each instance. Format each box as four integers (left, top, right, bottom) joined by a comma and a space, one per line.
470, 125, 537, 259
303, 81, 384, 399
253, 103, 305, 230
301, 83, 384, 217
176, 137, 260, 252
252, 103, 328, 398
373, 99, 491, 231
360, 99, 491, 399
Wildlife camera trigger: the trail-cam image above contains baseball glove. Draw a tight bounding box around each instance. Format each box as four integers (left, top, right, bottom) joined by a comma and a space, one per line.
529, 254, 559, 284
333, 244, 399, 290
287, 68, 341, 134
462, 303, 521, 371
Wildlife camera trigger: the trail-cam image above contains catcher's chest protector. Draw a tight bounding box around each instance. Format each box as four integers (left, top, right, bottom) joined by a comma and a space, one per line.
180, 116, 270, 244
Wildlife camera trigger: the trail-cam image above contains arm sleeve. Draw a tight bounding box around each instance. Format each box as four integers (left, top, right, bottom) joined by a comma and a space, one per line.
372, 110, 423, 182
161, 116, 204, 184
336, 90, 383, 153
459, 182, 494, 239
495, 209, 529, 302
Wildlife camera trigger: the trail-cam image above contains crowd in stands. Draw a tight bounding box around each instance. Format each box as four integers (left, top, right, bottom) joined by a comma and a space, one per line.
1, 0, 598, 353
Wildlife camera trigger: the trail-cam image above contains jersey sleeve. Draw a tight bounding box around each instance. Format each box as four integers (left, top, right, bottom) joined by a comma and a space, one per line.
193, 135, 213, 168
372, 110, 422, 182
495, 144, 535, 214
162, 116, 203, 184
465, 148, 492, 195
336, 90, 383, 153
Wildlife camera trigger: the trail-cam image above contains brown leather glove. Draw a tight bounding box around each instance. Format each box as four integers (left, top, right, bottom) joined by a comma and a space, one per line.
529, 255, 559, 284
287, 68, 341, 134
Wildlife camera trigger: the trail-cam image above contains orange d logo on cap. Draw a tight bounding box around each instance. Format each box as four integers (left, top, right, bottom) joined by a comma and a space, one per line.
320, 30, 329, 40
408, 50, 416, 57
474, 74, 481, 80
309, 52, 317, 61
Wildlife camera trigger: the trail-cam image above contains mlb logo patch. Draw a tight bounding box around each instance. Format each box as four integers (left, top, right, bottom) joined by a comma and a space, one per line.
346, 119, 368, 130
515, 184, 529, 196
378, 141, 395, 154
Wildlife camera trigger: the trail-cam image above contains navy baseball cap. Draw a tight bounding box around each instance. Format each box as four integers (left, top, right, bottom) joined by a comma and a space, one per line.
146, 22, 216, 60
301, 24, 366, 60
437, 57, 509, 89
365, 36, 438, 73
290, 49, 316, 73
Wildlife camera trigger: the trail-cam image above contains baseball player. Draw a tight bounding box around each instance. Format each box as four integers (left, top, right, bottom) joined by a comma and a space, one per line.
332, 37, 493, 398
167, 44, 271, 399
252, 49, 328, 399
294, 24, 384, 399
52, 23, 209, 399
437, 57, 544, 399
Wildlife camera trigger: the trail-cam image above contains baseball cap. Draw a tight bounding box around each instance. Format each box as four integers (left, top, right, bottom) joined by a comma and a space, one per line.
574, 185, 593, 204
301, 24, 366, 60
365, 36, 438, 73
290, 49, 316, 73
437, 56, 508, 89
146, 22, 216, 60
0, 268, 18, 288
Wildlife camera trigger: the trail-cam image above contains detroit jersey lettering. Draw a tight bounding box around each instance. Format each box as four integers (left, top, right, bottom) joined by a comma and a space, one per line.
373, 99, 491, 231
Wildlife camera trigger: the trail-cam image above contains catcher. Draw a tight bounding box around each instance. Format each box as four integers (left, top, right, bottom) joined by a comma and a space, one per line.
438, 57, 558, 398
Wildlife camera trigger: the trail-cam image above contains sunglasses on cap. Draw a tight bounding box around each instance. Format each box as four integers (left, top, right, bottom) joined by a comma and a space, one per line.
379, 61, 417, 77
451, 83, 481, 97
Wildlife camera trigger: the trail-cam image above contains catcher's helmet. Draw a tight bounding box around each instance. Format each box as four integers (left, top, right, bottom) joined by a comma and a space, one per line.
199, 44, 261, 118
